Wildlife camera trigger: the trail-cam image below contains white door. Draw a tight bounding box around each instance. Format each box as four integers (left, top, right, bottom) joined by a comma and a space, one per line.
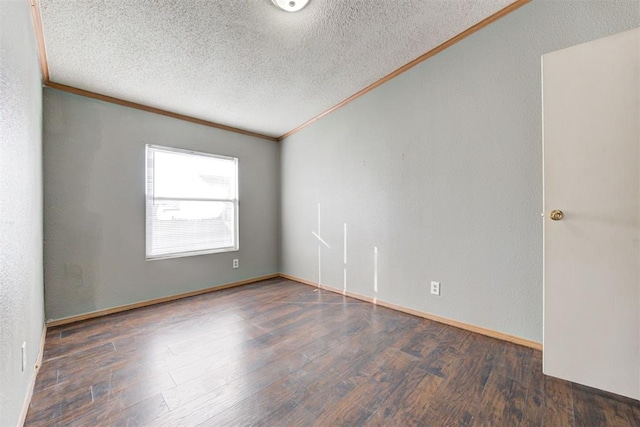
543, 28, 640, 400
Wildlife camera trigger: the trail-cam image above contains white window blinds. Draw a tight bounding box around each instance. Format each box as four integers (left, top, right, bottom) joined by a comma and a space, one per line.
145, 145, 238, 260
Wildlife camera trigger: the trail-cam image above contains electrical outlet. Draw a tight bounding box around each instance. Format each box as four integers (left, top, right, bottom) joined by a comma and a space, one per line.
232, 259, 239, 269
21, 342, 26, 372
430, 281, 440, 296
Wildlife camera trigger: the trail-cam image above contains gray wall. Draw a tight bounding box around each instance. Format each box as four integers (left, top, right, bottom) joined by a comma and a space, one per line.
44, 89, 280, 321
0, 0, 45, 425
280, 0, 640, 343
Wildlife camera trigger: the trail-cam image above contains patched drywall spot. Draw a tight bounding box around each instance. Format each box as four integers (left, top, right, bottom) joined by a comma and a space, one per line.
64, 263, 84, 288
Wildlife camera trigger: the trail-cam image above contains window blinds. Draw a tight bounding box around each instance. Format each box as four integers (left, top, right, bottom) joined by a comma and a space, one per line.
146, 145, 238, 260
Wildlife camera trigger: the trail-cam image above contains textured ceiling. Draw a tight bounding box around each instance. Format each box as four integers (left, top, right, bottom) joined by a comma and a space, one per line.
39, 0, 516, 138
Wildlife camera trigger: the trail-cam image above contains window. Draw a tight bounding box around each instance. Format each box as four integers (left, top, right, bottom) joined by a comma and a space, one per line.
145, 145, 238, 260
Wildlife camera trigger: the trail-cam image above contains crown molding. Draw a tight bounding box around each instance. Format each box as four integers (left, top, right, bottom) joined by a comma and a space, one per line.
276, 0, 532, 141
28, 0, 278, 142
28, 0, 49, 82
28, 0, 531, 143
45, 82, 279, 142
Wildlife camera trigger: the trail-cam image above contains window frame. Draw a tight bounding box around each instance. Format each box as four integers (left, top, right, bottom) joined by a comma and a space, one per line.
145, 144, 239, 261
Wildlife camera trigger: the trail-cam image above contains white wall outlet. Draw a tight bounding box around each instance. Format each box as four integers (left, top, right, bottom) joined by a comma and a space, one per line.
21, 342, 26, 372
232, 259, 239, 269
430, 281, 440, 296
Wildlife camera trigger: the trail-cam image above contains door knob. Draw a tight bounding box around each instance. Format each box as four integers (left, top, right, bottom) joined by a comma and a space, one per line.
550, 210, 564, 221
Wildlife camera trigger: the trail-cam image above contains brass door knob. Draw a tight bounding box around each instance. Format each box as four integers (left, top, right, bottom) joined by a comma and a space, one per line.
550, 210, 564, 221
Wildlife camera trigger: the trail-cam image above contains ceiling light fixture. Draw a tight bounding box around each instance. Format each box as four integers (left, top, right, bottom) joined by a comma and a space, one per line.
271, 0, 309, 12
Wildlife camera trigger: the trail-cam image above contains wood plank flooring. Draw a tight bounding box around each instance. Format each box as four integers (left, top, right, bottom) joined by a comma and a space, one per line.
25, 278, 640, 426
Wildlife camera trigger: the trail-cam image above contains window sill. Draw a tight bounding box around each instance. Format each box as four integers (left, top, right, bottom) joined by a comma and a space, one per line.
146, 246, 239, 261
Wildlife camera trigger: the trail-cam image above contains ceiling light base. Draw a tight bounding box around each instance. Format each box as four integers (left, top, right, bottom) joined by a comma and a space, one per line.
271, 0, 309, 13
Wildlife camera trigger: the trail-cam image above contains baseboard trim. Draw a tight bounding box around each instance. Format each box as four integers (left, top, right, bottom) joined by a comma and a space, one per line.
46, 274, 280, 327
279, 273, 542, 351
44, 272, 541, 349
18, 324, 46, 426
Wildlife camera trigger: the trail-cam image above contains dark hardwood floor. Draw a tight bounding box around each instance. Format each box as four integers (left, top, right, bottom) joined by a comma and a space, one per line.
25, 278, 640, 426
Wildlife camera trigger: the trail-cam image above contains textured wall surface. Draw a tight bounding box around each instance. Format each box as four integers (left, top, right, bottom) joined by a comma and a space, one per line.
43, 89, 280, 321
280, 0, 640, 343
0, 0, 45, 425
38, 0, 514, 137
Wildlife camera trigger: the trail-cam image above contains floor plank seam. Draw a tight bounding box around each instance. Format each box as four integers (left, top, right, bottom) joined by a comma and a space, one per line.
24, 279, 640, 426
